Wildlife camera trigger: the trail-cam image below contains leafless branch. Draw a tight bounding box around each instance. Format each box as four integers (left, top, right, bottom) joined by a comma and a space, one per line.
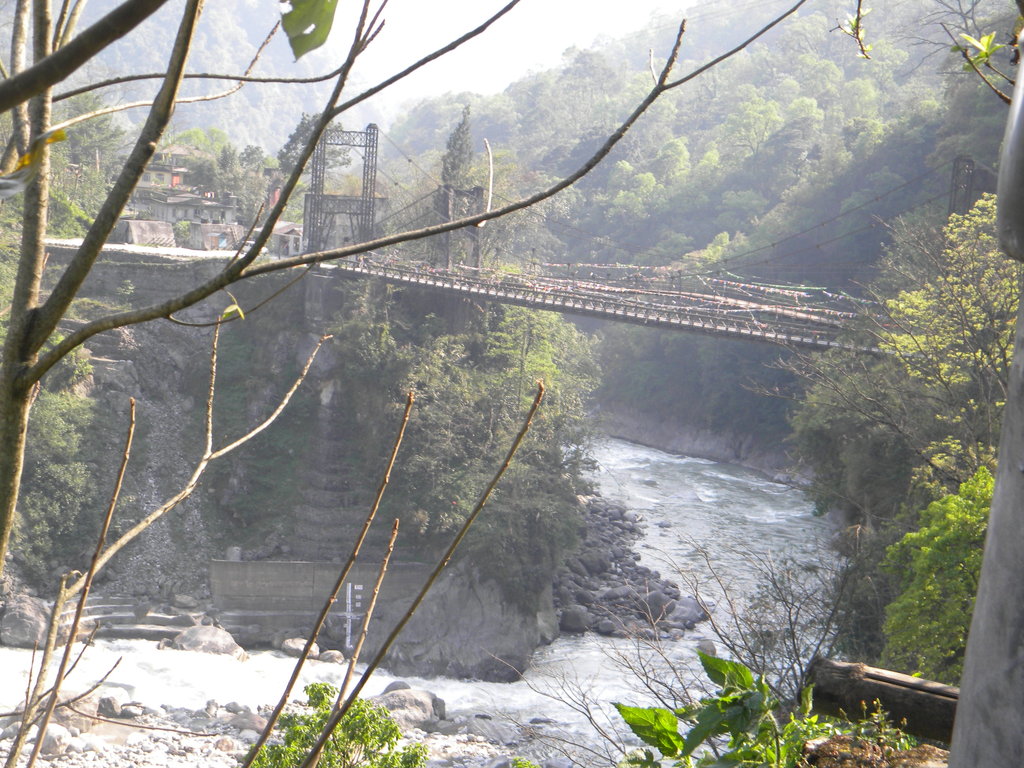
28, 0, 205, 356
50, 21, 280, 134
0, 0, 173, 114
336, 518, 400, 705
62, 332, 330, 599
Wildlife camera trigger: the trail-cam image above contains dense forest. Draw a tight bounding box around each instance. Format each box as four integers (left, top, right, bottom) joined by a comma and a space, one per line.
2, 0, 1019, 702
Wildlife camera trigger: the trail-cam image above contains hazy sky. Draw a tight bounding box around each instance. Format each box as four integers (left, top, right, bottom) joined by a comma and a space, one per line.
332, 0, 684, 120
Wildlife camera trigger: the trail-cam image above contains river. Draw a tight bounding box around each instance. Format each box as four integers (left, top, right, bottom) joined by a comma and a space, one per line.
0, 438, 832, 762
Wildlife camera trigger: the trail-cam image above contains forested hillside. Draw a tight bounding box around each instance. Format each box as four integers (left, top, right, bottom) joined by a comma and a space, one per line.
369, 0, 1017, 676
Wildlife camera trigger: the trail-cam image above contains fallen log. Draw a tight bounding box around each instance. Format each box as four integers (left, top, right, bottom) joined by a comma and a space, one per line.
808, 657, 958, 744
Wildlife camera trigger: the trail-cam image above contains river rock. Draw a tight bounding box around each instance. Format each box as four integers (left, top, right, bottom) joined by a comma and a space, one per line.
465, 716, 518, 746
170, 625, 246, 659
78, 733, 108, 753
669, 596, 708, 626
281, 637, 317, 658
227, 711, 267, 732
172, 593, 200, 610
40, 723, 71, 755
97, 695, 123, 718
600, 585, 632, 601
51, 692, 99, 733
558, 605, 589, 633
213, 735, 238, 752
640, 589, 676, 620
696, 639, 717, 656
0, 595, 50, 647
574, 588, 596, 606
371, 689, 444, 731
594, 618, 618, 636
375, 561, 557, 682
578, 550, 611, 576
318, 649, 345, 663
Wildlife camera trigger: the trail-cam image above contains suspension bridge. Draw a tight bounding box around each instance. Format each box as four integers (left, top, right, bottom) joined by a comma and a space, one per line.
319, 253, 868, 350
295, 126, 988, 353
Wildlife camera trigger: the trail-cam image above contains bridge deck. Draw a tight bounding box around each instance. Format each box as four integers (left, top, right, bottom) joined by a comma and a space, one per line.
326, 260, 859, 351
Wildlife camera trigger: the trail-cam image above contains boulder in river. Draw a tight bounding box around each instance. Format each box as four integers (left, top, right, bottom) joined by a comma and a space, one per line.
558, 605, 590, 634
228, 711, 268, 732
371, 688, 445, 731
0, 595, 50, 648
170, 625, 247, 660
281, 637, 318, 658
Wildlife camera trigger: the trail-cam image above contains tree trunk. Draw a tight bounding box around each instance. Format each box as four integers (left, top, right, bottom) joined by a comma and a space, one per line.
809, 657, 958, 744
948, 298, 1024, 763
949, 28, 1024, 766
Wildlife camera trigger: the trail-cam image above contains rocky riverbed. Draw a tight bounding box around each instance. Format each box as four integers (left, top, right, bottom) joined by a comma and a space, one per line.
0, 491, 713, 767
0, 680, 569, 768
552, 495, 707, 638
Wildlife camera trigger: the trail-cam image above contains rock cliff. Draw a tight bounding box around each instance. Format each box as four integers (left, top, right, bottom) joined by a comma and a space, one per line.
35, 248, 563, 680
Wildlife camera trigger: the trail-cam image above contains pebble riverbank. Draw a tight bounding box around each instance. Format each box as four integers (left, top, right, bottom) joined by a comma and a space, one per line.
0, 690, 553, 768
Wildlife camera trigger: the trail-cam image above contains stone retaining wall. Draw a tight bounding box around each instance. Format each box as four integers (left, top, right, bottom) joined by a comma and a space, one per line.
210, 559, 431, 614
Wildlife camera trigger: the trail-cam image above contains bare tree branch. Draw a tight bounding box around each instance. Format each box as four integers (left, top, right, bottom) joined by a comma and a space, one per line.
0, 0, 173, 114
29, 0, 205, 354
49, 21, 280, 134
62, 332, 330, 599
23, 400, 135, 768
25, 0, 812, 390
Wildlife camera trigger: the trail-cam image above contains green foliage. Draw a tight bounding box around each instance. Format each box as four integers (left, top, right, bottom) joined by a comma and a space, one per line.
787, 197, 1015, 661
55, 93, 126, 168
173, 220, 192, 246
314, 289, 593, 608
790, 196, 1016, 523
953, 32, 1005, 71
618, 654, 829, 768
616, 654, 911, 768
442, 106, 474, 189
250, 683, 427, 768
281, 0, 339, 60
882, 467, 992, 684
166, 128, 271, 223
46, 187, 93, 237
14, 390, 96, 582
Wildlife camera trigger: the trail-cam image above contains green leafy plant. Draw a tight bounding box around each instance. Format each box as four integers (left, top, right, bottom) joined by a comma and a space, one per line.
954, 32, 1006, 71
841, 700, 917, 754
615, 653, 916, 768
249, 683, 428, 768
882, 466, 992, 684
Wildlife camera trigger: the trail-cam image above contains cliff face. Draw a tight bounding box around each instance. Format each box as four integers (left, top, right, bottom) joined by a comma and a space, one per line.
50, 248, 556, 680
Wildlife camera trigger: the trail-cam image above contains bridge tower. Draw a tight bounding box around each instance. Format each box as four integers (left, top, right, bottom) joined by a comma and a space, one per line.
435, 184, 485, 269
948, 156, 997, 217
304, 123, 379, 253
948, 156, 976, 217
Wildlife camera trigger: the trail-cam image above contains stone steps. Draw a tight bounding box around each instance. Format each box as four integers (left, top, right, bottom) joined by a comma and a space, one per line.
57, 594, 203, 643
93, 624, 183, 642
